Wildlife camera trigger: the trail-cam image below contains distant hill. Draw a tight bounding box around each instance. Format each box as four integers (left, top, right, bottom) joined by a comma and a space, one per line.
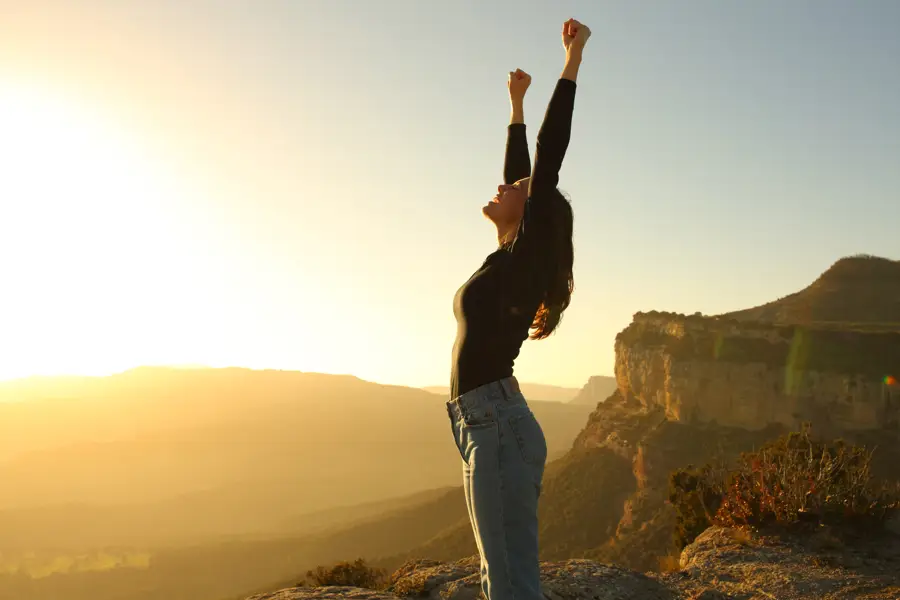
569, 376, 618, 406
422, 382, 581, 403
723, 254, 900, 329
0, 367, 592, 549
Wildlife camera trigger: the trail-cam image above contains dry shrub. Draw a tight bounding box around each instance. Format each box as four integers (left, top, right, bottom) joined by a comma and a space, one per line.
668, 461, 729, 549
301, 558, 387, 589
670, 426, 900, 548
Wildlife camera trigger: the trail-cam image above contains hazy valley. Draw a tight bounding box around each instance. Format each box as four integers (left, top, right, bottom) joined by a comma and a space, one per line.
0, 368, 595, 599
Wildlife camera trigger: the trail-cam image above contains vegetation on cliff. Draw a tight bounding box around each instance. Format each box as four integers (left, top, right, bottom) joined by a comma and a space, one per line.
669, 427, 900, 549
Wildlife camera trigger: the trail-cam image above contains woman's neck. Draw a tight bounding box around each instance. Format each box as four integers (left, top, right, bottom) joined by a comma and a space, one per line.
496, 222, 519, 247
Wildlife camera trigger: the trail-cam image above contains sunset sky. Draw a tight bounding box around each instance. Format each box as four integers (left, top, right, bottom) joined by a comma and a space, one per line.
1, 1, 898, 389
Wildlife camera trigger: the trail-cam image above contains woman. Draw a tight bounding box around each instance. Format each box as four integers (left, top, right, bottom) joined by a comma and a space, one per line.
446, 17, 591, 600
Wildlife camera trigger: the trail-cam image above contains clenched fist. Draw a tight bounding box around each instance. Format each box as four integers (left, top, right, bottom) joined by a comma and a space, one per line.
562, 18, 591, 55
507, 68, 532, 101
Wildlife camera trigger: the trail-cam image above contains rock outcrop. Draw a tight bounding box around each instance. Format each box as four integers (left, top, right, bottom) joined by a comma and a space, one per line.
671, 526, 900, 599
570, 389, 789, 571
246, 526, 900, 600
565, 300, 900, 570
614, 311, 900, 434
607, 256, 900, 435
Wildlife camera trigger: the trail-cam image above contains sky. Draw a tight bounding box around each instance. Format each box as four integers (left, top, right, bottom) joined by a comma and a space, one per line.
0, 0, 898, 389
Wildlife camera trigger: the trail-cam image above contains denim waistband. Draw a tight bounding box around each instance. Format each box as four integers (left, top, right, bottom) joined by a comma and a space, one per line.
448, 376, 524, 413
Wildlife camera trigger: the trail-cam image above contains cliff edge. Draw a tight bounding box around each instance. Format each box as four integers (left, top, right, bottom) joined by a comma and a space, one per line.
246, 526, 900, 600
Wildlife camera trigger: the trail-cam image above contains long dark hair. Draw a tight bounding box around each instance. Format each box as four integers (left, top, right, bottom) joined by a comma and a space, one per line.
530, 190, 574, 340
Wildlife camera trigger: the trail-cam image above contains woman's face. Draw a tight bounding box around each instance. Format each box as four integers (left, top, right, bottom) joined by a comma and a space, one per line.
483, 177, 529, 228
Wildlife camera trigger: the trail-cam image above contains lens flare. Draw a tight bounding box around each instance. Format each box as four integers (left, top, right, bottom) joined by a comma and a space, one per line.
785, 329, 810, 395
713, 332, 724, 360
885, 375, 897, 386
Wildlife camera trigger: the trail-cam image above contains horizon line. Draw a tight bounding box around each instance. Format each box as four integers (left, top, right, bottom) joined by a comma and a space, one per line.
0, 364, 611, 390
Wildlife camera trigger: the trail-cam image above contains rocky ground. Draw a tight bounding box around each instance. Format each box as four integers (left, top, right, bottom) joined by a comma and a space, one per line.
667, 526, 900, 599
246, 526, 900, 600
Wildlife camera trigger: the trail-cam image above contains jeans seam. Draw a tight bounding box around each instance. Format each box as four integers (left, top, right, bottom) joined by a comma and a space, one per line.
496, 418, 516, 600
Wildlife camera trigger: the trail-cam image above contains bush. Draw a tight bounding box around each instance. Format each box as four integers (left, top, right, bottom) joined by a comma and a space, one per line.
301, 558, 387, 589
668, 463, 727, 549
669, 427, 900, 549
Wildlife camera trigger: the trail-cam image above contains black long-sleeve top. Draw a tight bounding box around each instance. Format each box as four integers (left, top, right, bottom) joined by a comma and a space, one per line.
450, 78, 577, 400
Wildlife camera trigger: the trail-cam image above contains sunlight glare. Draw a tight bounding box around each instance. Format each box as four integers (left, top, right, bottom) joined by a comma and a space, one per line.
0, 81, 207, 380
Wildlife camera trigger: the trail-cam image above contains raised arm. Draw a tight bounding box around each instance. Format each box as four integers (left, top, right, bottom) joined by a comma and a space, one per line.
504, 69, 532, 184
528, 19, 591, 199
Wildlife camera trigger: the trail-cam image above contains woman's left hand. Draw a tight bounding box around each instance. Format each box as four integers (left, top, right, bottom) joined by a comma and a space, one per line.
508, 68, 532, 102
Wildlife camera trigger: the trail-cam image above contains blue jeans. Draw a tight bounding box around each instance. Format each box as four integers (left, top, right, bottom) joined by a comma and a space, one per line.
446, 377, 548, 600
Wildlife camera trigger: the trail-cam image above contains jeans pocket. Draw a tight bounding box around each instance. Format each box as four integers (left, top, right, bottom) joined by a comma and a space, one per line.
447, 404, 467, 463
509, 411, 548, 466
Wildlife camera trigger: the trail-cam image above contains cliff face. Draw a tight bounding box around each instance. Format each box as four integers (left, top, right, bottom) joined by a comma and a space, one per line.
563, 306, 900, 571
613, 312, 900, 433
539, 257, 900, 571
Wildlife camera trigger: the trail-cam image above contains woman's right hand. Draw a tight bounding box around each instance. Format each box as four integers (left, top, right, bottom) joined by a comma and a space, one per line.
508, 69, 532, 102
